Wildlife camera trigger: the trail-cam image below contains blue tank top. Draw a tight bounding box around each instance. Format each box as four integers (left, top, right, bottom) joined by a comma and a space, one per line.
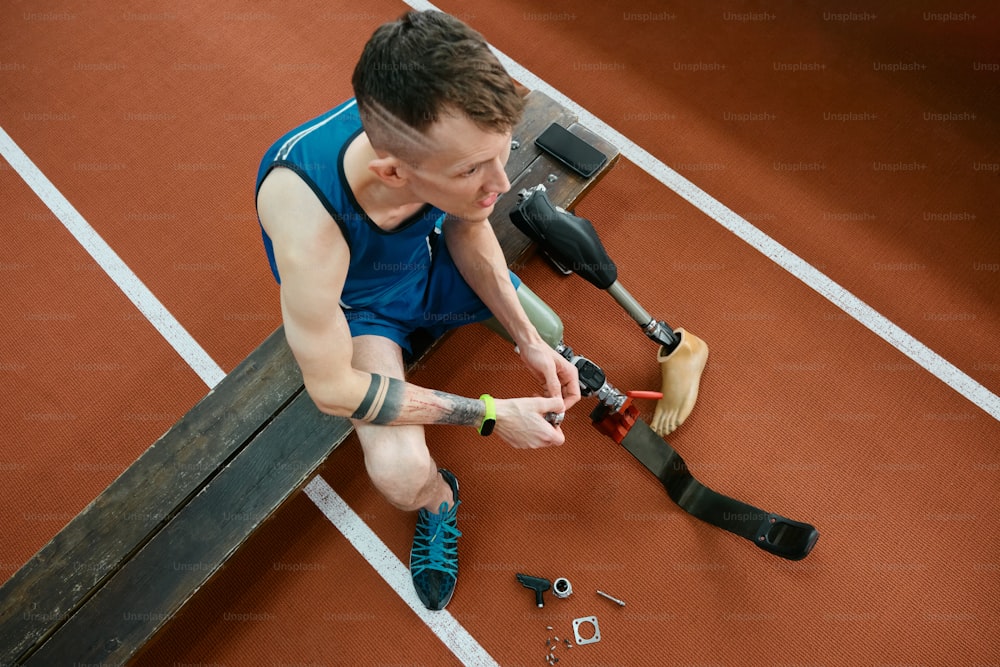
255, 99, 447, 319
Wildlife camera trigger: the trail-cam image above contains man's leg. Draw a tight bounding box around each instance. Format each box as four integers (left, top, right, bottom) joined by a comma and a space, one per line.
349, 334, 461, 611
350, 334, 452, 513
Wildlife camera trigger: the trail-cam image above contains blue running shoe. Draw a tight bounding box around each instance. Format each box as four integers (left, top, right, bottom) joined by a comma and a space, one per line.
410, 469, 461, 610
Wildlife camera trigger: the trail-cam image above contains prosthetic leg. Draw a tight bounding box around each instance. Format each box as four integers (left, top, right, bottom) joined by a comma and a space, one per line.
510, 185, 708, 436
486, 284, 819, 560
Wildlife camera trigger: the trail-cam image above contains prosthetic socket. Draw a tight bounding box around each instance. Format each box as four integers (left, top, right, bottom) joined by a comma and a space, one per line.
510, 185, 680, 355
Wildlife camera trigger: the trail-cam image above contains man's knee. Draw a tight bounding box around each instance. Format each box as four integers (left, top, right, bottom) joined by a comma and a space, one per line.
362, 432, 436, 511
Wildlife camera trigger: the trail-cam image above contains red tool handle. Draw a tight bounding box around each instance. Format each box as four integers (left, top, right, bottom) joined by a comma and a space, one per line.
625, 390, 663, 400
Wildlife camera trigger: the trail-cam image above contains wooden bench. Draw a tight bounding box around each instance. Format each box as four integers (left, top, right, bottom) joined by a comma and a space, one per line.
0, 90, 619, 666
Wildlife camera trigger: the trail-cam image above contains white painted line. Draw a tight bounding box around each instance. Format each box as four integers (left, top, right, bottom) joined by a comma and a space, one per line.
0, 126, 226, 389
303, 476, 499, 666
403, 0, 999, 421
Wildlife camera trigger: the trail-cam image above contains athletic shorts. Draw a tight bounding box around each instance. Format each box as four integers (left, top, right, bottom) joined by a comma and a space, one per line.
342, 232, 522, 356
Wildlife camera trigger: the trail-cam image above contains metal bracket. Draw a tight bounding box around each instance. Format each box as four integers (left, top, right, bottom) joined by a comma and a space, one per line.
572, 616, 601, 645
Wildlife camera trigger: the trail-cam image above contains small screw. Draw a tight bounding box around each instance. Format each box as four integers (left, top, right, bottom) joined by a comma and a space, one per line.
596, 589, 627, 607
547, 173, 558, 183
511, 140, 521, 150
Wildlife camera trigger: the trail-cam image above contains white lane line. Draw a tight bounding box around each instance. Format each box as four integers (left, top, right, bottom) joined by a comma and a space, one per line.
2, 124, 497, 663
0, 126, 226, 389
303, 477, 499, 667
402, 0, 999, 421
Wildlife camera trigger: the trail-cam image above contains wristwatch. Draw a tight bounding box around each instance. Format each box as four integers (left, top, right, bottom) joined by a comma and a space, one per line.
478, 394, 496, 436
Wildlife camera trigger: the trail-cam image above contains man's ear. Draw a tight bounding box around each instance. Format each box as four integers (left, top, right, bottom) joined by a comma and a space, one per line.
368, 155, 410, 188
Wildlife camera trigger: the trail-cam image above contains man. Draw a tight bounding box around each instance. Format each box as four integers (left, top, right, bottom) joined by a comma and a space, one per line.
255, 10, 580, 610
255, 10, 707, 611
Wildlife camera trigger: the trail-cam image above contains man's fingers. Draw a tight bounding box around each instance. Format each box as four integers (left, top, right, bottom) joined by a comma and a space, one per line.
544, 371, 563, 401
556, 357, 582, 407
542, 394, 566, 413
541, 423, 566, 447
561, 373, 581, 407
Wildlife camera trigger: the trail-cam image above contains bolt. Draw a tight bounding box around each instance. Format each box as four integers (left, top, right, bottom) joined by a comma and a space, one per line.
596, 590, 626, 607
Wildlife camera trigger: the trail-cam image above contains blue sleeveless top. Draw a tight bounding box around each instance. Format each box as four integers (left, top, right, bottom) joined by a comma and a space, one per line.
254, 99, 447, 319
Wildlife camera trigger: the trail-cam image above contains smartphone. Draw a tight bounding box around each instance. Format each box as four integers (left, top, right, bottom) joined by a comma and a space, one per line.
534, 123, 608, 178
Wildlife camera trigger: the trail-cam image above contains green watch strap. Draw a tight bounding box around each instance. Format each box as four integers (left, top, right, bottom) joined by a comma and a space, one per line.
478, 394, 496, 436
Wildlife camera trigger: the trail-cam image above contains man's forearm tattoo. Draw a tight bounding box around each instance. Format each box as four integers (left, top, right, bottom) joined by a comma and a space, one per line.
352, 373, 403, 425
431, 391, 484, 427
352, 374, 490, 427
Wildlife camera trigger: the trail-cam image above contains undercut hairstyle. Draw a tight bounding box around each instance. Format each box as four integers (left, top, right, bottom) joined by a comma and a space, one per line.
352, 10, 525, 164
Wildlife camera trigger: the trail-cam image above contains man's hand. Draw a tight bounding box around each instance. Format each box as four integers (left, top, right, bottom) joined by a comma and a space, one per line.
517, 341, 581, 410
490, 342, 581, 449
494, 396, 569, 448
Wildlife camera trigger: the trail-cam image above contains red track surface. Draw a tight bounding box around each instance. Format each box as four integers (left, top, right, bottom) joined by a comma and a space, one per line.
2, 1, 998, 665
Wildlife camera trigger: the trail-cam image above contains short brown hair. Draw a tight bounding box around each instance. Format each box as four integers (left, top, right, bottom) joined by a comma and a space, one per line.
352, 11, 524, 162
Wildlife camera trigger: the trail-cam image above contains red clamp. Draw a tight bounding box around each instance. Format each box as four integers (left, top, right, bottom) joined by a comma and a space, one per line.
592, 391, 662, 444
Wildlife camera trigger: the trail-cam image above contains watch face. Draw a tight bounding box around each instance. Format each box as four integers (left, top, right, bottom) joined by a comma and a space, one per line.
479, 419, 496, 436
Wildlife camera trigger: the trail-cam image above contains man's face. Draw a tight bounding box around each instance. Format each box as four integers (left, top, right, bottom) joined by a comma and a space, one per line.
397, 111, 513, 222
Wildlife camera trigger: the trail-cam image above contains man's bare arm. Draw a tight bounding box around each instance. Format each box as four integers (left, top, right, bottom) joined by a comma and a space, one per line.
349, 374, 485, 425
441, 215, 542, 348
442, 215, 581, 408
258, 167, 488, 426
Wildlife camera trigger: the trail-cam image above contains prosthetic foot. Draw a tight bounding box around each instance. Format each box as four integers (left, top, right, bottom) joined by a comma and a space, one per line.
510, 186, 708, 434
652, 329, 708, 436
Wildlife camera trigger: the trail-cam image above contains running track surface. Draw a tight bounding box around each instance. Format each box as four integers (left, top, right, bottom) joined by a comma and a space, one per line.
1, 1, 998, 665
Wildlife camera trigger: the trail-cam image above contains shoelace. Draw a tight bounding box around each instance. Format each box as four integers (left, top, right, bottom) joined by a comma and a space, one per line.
411, 500, 462, 577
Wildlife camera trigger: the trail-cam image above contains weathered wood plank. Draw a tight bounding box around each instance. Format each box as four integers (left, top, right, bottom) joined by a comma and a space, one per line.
505, 91, 578, 177
25, 391, 351, 665
0, 328, 303, 664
